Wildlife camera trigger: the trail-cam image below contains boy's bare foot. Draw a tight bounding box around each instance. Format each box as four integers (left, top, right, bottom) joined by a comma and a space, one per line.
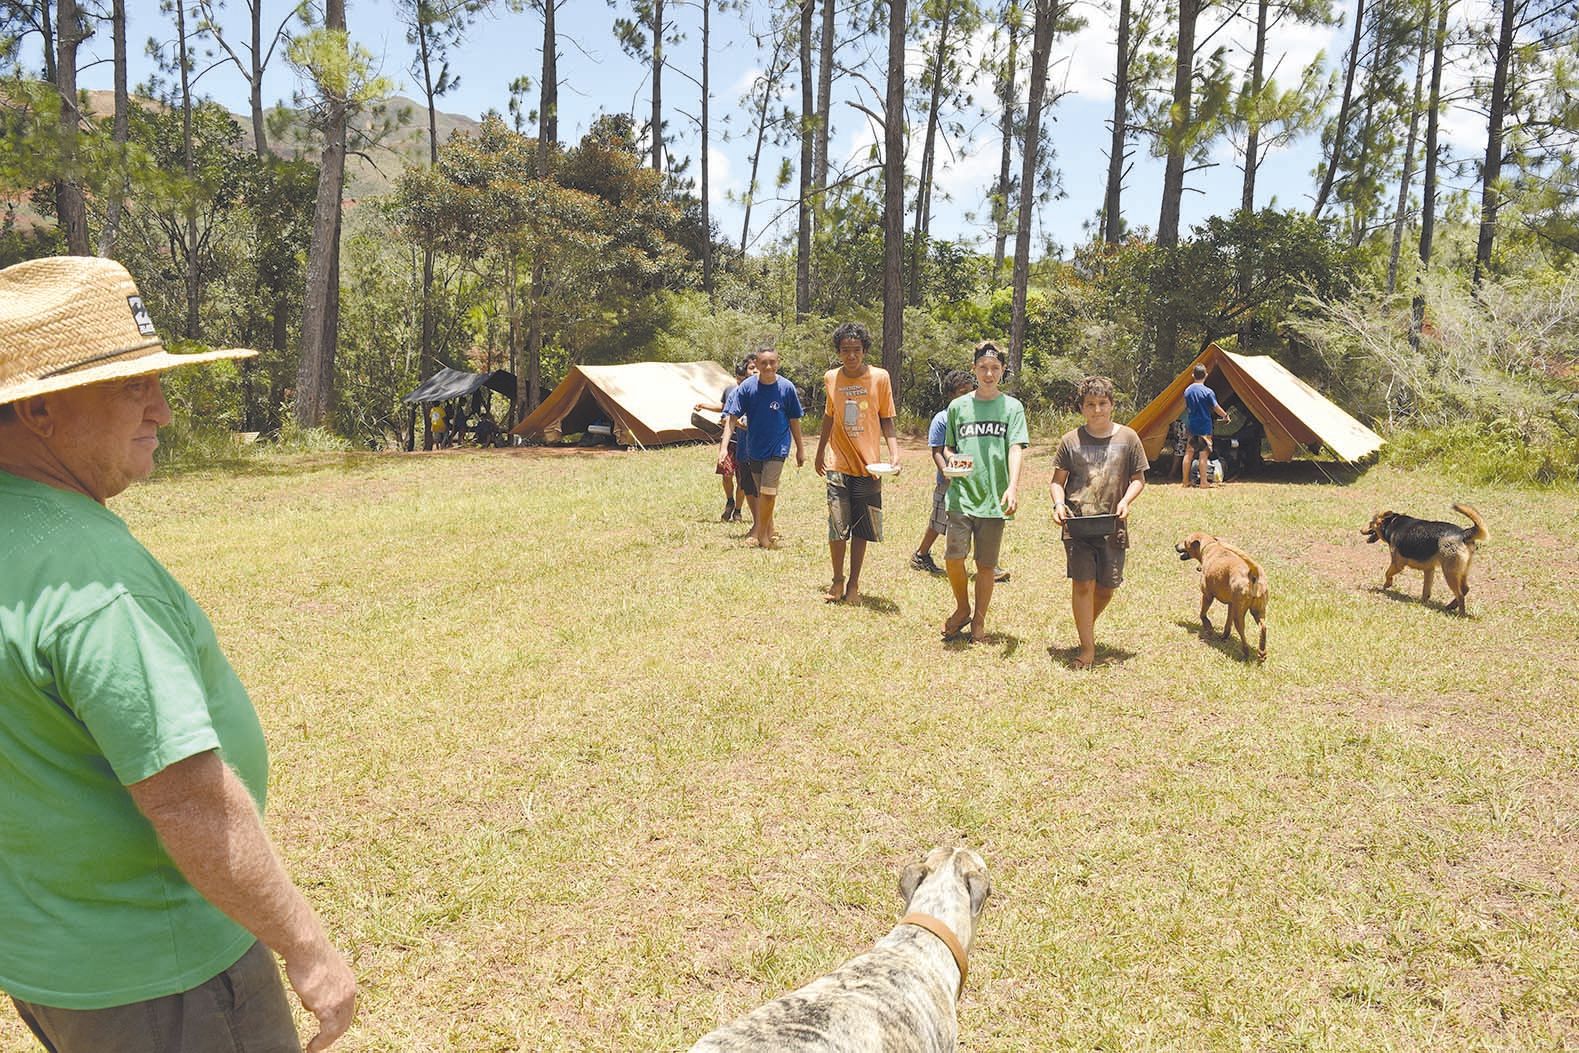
825, 578, 846, 602
968, 617, 986, 642
843, 584, 860, 606
1070, 652, 1095, 670
941, 610, 971, 640
745, 536, 762, 548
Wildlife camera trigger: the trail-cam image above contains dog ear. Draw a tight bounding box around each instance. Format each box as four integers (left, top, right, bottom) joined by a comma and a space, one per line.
899, 862, 928, 905
965, 870, 991, 916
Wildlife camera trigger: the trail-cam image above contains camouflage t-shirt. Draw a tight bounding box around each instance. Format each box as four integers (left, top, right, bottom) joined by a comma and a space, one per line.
1054, 425, 1149, 518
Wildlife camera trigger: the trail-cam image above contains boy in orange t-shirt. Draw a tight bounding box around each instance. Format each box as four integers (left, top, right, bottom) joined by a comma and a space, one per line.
814, 321, 899, 605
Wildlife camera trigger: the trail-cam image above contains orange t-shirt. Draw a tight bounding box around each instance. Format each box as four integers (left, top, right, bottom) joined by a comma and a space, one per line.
823, 365, 896, 476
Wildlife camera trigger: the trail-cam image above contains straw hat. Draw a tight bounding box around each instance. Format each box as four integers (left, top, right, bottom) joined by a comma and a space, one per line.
0, 256, 255, 407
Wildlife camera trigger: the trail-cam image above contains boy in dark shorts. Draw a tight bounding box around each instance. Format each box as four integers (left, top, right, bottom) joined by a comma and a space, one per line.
1051, 376, 1148, 669
720, 349, 804, 549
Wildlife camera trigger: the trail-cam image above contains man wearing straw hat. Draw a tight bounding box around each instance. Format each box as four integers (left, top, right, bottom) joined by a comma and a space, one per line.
0, 257, 355, 1052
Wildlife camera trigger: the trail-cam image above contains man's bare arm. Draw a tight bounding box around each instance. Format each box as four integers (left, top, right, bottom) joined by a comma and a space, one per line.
128, 751, 355, 1052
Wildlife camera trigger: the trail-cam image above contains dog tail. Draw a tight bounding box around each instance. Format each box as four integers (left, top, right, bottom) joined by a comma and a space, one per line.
1454, 503, 1489, 544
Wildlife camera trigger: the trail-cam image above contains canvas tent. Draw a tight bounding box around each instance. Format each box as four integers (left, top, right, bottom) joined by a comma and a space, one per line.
511, 361, 736, 447
1129, 344, 1384, 463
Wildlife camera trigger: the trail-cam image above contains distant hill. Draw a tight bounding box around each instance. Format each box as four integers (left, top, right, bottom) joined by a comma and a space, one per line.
73, 90, 484, 203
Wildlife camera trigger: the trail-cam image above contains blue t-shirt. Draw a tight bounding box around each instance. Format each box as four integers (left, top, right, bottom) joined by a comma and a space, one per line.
726, 376, 802, 461
928, 409, 949, 486
1184, 382, 1219, 436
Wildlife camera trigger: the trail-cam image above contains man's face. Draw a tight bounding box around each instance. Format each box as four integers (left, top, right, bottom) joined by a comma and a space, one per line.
836, 337, 865, 373
973, 355, 1004, 389
756, 353, 779, 382
1080, 394, 1114, 427
43, 374, 172, 501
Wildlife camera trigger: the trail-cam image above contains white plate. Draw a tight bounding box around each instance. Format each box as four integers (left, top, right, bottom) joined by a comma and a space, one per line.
865, 462, 901, 476
941, 463, 973, 479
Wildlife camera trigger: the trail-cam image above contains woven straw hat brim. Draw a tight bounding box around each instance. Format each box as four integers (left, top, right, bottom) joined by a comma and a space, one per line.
0, 255, 257, 407
0, 346, 257, 407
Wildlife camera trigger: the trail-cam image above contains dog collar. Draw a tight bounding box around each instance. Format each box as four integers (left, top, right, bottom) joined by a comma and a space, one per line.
899, 912, 968, 998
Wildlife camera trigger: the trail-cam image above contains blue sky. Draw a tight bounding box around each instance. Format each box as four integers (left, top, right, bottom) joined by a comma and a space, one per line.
58, 0, 1493, 257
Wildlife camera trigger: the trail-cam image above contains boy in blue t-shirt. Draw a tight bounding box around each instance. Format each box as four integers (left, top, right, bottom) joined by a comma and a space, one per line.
720, 349, 805, 549
910, 370, 973, 575
1181, 363, 1229, 487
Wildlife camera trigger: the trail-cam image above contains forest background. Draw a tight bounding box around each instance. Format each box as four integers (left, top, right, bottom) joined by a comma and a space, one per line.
2, 0, 1575, 483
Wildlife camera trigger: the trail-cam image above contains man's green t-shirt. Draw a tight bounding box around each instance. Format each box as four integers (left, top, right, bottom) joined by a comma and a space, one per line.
0, 471, 266, 1009
945, 392, 1029, 519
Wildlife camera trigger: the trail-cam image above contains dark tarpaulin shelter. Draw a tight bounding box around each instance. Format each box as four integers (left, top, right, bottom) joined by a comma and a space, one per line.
402, 367, 517, 406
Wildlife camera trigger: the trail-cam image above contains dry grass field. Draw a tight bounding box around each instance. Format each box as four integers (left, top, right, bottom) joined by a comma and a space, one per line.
5, 439, 1576, 1051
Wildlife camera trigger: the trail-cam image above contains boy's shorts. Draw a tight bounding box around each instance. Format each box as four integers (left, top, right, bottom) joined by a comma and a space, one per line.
731, 439, 757, 497
944, 511, 1005, 566
748, 457, 786, 495
928, 483, 949, 535
826, 471, 883, 542
1187, 431, 1213, 454
1063, 531, 1128, 588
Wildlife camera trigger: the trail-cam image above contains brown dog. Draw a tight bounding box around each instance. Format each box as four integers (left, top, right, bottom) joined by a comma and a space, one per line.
1360, 503, 1489, 614
1176, 532, 1269, 661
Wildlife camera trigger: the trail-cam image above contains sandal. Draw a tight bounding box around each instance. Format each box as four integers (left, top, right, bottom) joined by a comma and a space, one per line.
1069, 655, 1094, 671
941, 612, 971, 641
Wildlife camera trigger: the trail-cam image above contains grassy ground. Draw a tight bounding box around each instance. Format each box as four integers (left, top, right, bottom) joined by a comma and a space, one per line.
6, 440, 1577, 1051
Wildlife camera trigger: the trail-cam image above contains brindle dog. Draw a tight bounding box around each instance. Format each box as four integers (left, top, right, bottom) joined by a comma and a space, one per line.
1361, 503, 1489, 614
689, 847, 990, 1052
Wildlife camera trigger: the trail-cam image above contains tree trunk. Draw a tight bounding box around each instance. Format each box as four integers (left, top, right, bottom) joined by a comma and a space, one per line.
97, 0, 128, 257
1313, 0, 1366, 217
1386, 8, 1429, 294
1102, 0, 1132, 244
295, 0, 349, 428
54, 0, 90, 255
740, 31, 784, 252
1239, 0, 1267, 218
418, 4, 438, 449
177, 0, 200, 336
814, 0, 834, 204
1157, 0, 1197, 251
795, 0, 813, 318
1410, 0, 1446, 349
1346, 12, 1384, 247
1154, 0, 1199, 368
701, 0, 713, 296
910, 2, 954, 307
1010, 0, 1056, 378
542, 0, 558, 144
991, 2, 1020, 286
881, 0, 906, 387
1473, 0, 1516, 286
249, 0, 268, 153
1236, 0, 1267, 347
40, 0, 56, 83
651, 0, 664, 171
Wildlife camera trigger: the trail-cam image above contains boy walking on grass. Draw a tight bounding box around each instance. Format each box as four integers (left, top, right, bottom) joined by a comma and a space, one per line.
814, 322, 899, 604
1050, 376, 1149, 669
941, 342, 1028, 643
720, 349, 804, 549
911, 370, 975, 576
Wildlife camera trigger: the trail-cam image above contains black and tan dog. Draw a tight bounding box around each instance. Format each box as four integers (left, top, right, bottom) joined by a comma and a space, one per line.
1176, 532, 1269, 661
1361, 503, 1489, 615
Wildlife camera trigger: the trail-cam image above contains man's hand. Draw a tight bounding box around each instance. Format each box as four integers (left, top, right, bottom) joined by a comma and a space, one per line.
795, 447, 805, 468
1000, 486, 1018, 516
813, 445, 827, 477
716, 451, 731, 471
285, 940, 357, 1052
1116, 498, 1131, 520
1052, 500, 1068, 524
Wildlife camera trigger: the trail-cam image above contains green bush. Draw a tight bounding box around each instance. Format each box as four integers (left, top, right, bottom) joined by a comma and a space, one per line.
1382, 415, 1579, 488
